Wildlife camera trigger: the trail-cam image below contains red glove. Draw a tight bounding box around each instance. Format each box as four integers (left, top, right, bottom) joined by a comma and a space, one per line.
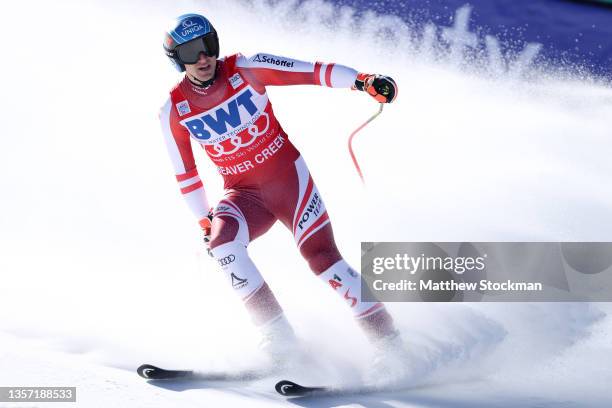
198, 208, 214, 255
353, 73, 398, 103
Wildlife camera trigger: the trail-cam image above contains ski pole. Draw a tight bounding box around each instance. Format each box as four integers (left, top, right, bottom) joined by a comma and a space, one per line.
348, 103, 384, 184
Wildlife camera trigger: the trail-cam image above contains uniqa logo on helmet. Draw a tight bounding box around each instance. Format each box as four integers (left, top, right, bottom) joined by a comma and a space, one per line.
179, 19, 204, 37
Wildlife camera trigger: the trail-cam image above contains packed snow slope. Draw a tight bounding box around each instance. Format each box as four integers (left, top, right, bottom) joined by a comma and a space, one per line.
1, 0, 611, 407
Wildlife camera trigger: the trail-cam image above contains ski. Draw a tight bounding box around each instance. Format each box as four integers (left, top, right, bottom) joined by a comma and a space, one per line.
275, 380, 328, 397
274, 379, 406, 397
137, 364, 193, 380
137, 363, 272, 382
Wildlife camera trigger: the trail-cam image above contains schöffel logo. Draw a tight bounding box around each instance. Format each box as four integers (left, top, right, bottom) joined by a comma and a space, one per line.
180, 86, 260, 141
253, 54, 295, 68
218, 254, 236, 267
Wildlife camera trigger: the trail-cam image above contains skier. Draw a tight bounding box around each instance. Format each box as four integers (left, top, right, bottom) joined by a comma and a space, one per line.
160, 13, 402, 364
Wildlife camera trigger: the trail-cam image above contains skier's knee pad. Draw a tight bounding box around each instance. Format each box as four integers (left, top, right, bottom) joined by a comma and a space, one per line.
210, 241, 265, 302
210, 199, 250, 250
209, 216, 239, 249
318, 259, 384, 319
298, 225, 342, 273
303, 247, 343, 274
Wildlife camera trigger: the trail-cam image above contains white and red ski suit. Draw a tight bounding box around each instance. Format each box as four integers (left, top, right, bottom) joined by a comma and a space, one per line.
160, 53, 395, 339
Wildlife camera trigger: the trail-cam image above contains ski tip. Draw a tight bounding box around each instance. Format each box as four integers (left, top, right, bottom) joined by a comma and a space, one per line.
137, 364, 159, 379
275, 380, 300, 396
137, 364, 194, 380
275, 380, 325, 397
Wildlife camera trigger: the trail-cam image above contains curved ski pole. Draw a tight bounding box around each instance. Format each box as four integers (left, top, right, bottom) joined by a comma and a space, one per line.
348, 103, 384, 184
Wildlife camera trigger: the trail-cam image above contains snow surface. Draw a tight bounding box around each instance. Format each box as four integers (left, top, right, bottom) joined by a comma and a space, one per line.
1, 0, 612, 407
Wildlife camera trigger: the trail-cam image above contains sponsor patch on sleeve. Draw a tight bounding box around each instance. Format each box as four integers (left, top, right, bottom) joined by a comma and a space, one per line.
229, 73, 244, 89
176, 100, 191, 116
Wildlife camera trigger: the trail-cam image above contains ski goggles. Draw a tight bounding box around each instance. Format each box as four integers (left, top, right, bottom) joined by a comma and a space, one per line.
174, 33, 219, 64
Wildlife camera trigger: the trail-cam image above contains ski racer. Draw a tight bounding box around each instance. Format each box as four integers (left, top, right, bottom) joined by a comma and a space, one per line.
160, 13, 402, 362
